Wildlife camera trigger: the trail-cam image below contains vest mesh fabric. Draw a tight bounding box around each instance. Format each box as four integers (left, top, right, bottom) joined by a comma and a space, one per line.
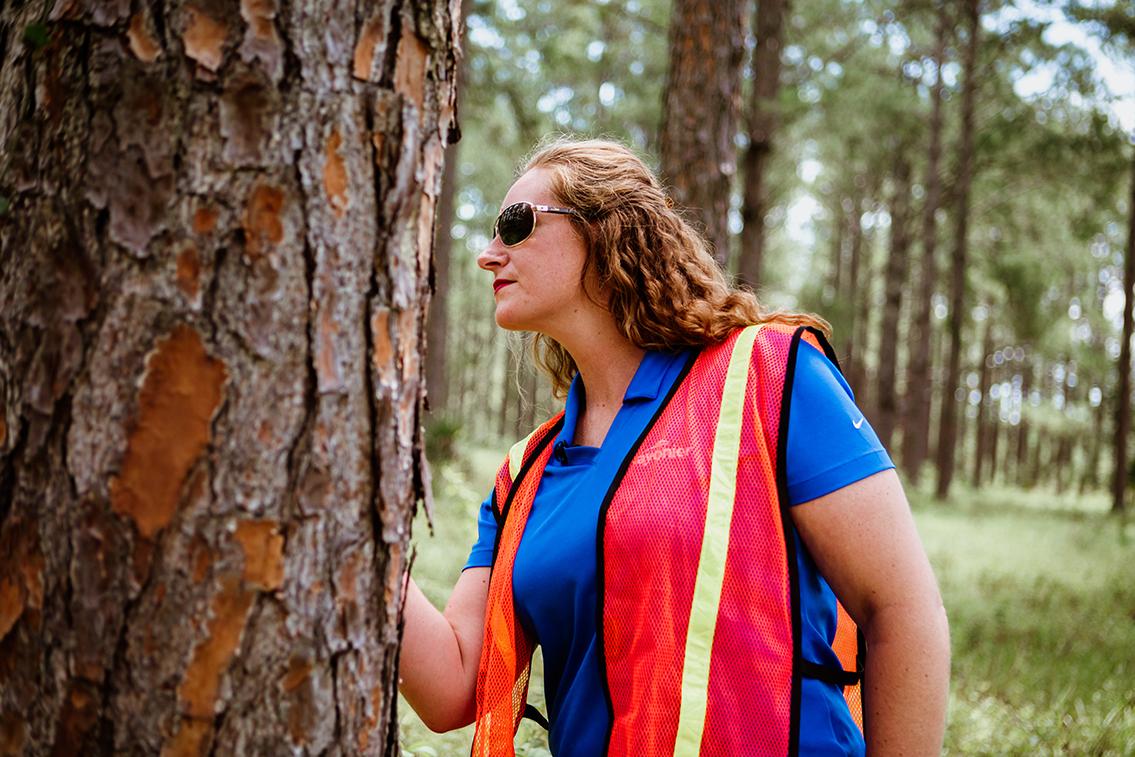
472, 325, 865, 756
472, 415, 562, 757
602, 325, 793, 755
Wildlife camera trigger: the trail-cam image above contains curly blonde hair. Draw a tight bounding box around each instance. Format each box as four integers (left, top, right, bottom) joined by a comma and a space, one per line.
518, 135, 829, 397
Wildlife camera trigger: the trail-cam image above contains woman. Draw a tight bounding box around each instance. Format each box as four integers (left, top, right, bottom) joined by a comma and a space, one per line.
400, 138, 949, 756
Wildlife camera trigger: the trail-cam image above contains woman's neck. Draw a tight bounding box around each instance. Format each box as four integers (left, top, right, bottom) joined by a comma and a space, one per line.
558, 321, 645, 416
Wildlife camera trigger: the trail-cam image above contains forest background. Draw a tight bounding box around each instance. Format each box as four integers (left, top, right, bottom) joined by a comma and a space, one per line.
408, 0, 1135, 754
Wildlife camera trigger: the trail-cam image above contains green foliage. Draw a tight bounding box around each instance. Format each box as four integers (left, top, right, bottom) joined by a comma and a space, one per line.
914, 485, 1135, 754
425, 415, 463, 464
22, 23, 48, 50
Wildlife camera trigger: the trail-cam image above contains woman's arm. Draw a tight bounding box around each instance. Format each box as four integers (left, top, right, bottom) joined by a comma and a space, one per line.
791, 469, 950, 756
398, 567, 490, 732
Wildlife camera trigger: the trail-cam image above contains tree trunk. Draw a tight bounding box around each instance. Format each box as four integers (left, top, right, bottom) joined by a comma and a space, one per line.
935, 0, 980, 500
902, 0, 948, 485
972, 320, 993, 486
850, 197, 877, 416
843, 192, 867, 396
827, 196, 846, 304
659, 0, 746, 267
1113, 148, 1135, 513
425, 0, 471, 421
0, 2, 459, 753
737, 0, 788, 289
874, 153, 913, 452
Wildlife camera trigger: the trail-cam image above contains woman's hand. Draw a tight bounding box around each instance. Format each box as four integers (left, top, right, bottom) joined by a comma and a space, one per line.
791, 469, 950, 756
399, 567, 491, 732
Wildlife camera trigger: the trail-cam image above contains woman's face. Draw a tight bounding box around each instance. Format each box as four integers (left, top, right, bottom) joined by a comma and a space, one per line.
477, 168, 596, 337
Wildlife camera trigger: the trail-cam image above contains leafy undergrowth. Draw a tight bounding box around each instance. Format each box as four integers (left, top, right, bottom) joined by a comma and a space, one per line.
400, 447, 1135, 755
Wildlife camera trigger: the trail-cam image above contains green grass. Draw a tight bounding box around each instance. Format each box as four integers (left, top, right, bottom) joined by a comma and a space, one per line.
400, 445, 1135, 755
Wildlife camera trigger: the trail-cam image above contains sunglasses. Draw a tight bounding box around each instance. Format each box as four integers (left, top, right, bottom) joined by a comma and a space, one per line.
492, 201, 582, 247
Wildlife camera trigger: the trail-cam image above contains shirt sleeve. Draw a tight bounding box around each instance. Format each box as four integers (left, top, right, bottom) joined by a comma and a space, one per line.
785, 342, 895, 506
464, 488, 499, 570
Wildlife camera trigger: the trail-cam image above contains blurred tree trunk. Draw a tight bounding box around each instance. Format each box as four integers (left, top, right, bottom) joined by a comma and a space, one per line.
902, 0, 948, 484
972, 319, 993, 486
737, 0, 788, 289
827, 197, 846, 303
428, 139, 457, 418
659, 0, 746, 267
850, 194, 878, 416
843, 191, 867, 396
497, 341, 512, 439
426, 0, 472, 421
1015, 360, 1032, 486
1113, 148, 1135, 513
935, 0, 980, 500
0, 1, 458, 753
1081, 404, 1104, 494
875, 152, 913, 451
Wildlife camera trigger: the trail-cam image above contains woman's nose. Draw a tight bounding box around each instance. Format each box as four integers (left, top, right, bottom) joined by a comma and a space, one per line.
477, 238, 507, 271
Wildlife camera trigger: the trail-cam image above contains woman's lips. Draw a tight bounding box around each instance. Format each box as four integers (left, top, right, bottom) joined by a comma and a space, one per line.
493, 279, 515, 293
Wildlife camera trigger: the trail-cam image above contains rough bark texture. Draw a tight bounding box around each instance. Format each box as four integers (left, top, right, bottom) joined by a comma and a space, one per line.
1113, 148, 1135, 513
737, 0, 788, 291
0, 0, 459, 753
901, 0, 948, 485
659, 0, 746, 267
935, 0, 979, 500
874, 153, 912, 452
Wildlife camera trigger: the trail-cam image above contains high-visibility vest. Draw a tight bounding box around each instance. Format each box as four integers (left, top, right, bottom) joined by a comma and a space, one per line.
472, 323, 865, 756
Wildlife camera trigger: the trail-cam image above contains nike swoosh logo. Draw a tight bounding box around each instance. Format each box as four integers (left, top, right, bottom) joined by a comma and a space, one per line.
853, 417, 865, 429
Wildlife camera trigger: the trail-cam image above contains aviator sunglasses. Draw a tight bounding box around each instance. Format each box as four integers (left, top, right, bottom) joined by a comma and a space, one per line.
492, 201, 582, 247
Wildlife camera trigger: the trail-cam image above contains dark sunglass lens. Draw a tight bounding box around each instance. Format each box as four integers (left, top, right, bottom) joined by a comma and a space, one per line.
496, 203, 534, 246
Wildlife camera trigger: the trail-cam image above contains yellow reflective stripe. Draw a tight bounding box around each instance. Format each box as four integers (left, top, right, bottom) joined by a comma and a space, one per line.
674, 324, 763, 754
508, 427, 540, 481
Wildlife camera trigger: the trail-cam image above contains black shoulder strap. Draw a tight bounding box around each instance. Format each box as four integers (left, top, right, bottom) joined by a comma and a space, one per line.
523, 703, 550, 731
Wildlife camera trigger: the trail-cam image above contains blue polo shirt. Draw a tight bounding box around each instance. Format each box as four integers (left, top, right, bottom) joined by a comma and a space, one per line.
465, 343, 893, 755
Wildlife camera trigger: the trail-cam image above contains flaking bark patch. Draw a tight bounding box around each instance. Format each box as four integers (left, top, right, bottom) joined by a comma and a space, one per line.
233, 520, 284, 590
176, 244, 201, 299
109, 325, 227, 539
353, 10, 389, 82
242, 183, 285, 260
183, 6, 228, 73
323, 129, 349, 218
127, 11, 162, 63
161, 717, 211, 757
176, 573, 254, 719
0, 516, 45, 642
394, 28, 428, 110
192, 205, 218, 235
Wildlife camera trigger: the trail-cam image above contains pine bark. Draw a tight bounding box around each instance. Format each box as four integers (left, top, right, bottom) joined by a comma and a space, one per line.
1113, 148, 1135, 513
874, 153, 913, 451
737, 0, 788, 290
659, 0, 746, 267
0, 1, 459, 753
935, 0, 980, 500
901, 0, 948, 484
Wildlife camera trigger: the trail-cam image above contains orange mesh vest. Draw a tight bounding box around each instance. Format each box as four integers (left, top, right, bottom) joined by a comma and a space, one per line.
472, 324, 865, 756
